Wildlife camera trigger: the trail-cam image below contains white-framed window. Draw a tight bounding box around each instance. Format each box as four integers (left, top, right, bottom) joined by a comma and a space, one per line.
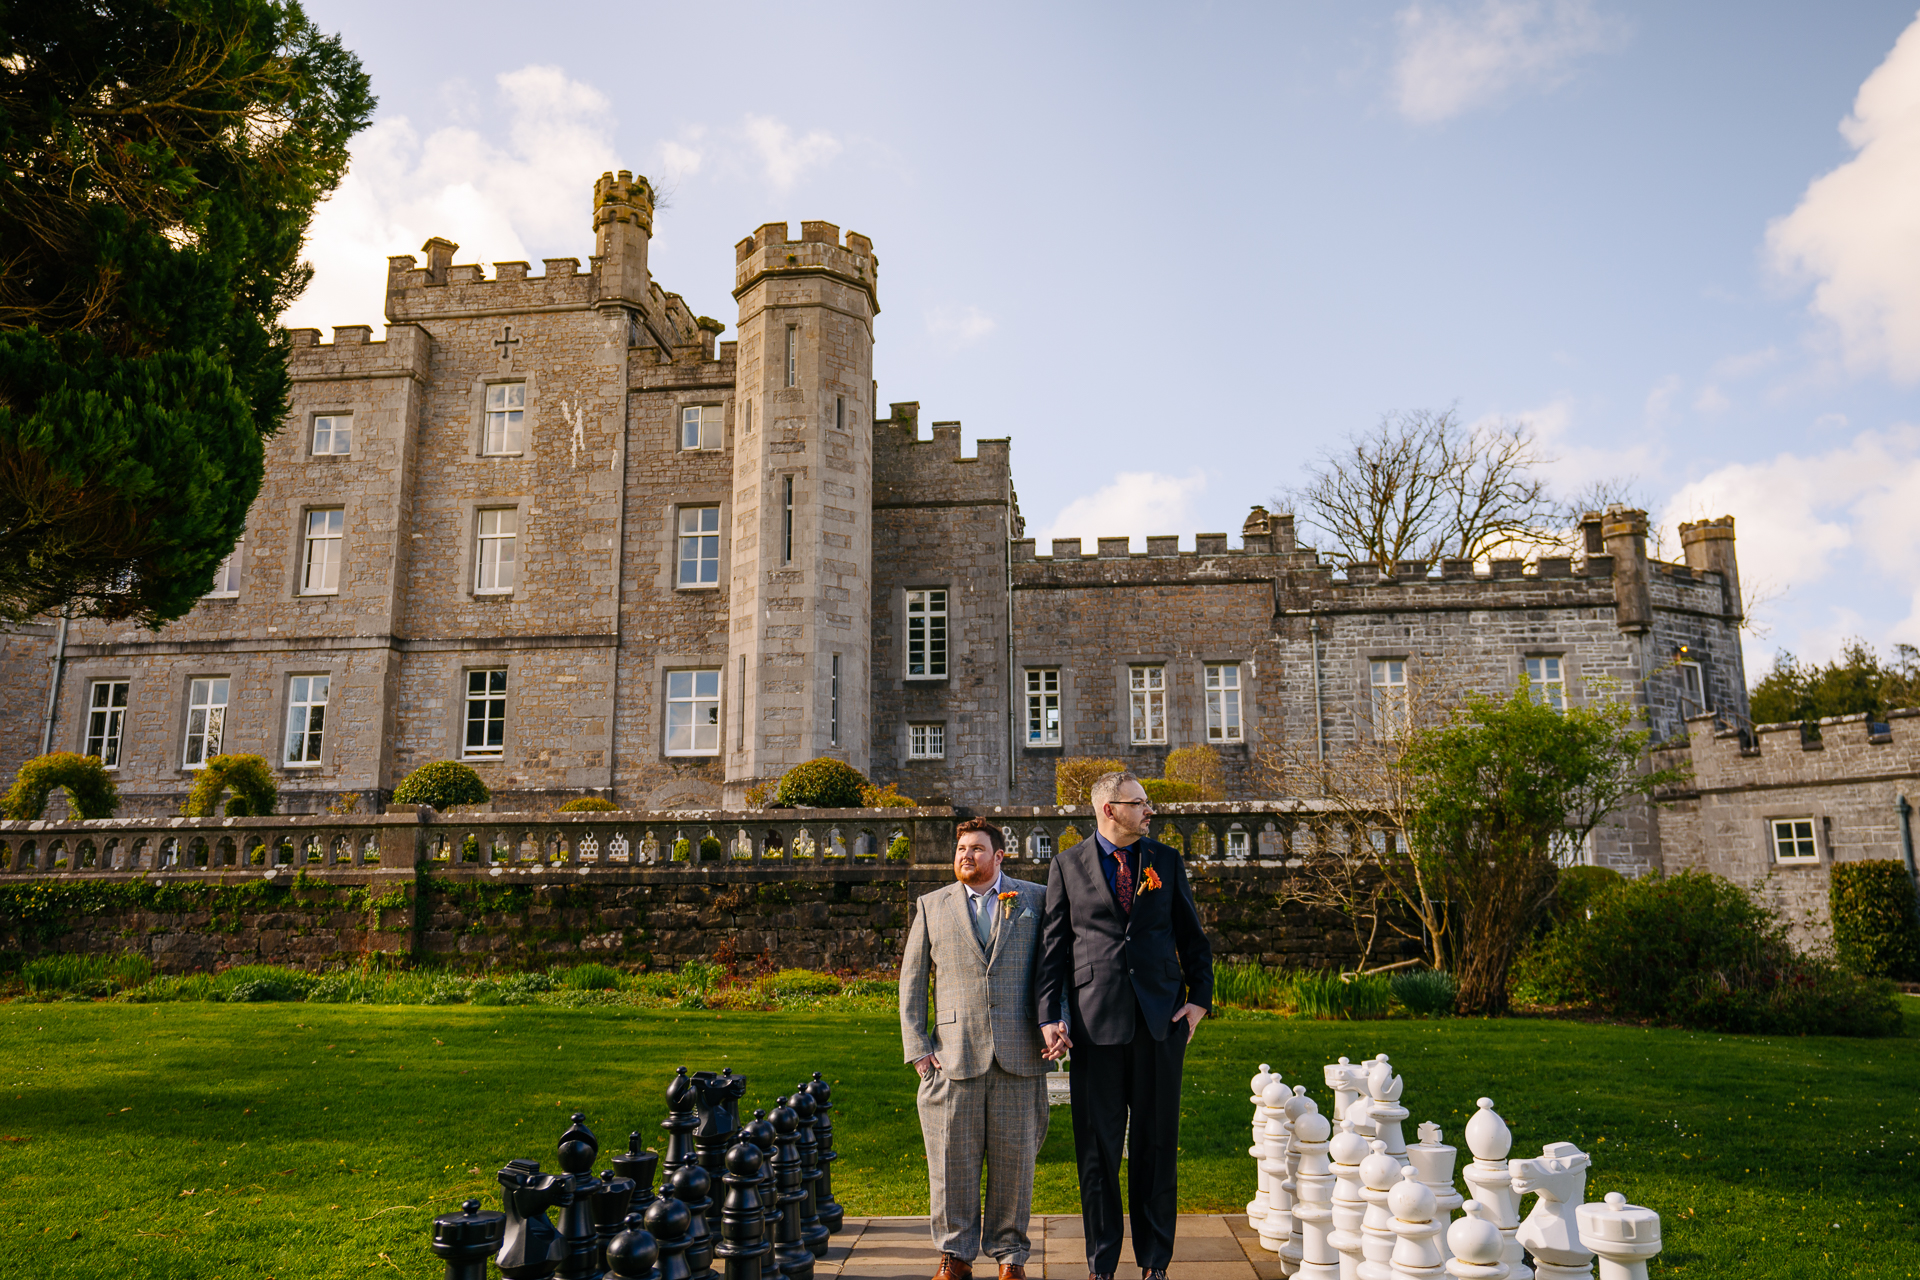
665, 669, 722, 756
830, 654, 840, 746
475, 508, 518, 594
1225, 829, 1250, 859
182, 677, 229, 768
1028, 829, 1054, 859
785, 325, 797, 387
85, 680, 129, 768
1551, 829, 1593, 867
909, 722, 946, 759
302, 509, 343, 595
1026, 668, 1061, 745
284, 675, 328, 766
680, 405, 722, 451
1370, 659, 1408, 740
1678, 660, 1708, 714
1526, 655, 1566, 711
1771, 817, 1819, 864
906, 589, 948, 678
1206, 663, 1243, 742
464, 669, 507, 759
677, 506, 720, 587
483, 382, 526, 455
1130, 665, 1167, 744
207, 538, 243, 597
311, 413, 352, 456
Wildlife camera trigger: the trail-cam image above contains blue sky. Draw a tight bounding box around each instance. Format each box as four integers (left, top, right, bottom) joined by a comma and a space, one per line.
287, 1, 1920, 675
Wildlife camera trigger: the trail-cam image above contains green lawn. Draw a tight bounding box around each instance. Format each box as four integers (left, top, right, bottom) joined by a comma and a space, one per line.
1, 1001, 1916, 1278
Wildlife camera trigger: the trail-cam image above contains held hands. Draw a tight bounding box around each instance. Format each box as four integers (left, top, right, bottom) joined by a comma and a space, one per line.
1172, 1002, 1206, 1042
1041, 1022, 1072, 1060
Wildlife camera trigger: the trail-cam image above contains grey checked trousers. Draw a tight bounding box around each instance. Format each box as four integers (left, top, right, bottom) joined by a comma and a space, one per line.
917, 1060, 1050, 1264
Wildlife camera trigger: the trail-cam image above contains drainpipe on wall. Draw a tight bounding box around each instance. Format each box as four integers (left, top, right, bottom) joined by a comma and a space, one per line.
1898, 794, 1916, 882
39, 611, 69, 757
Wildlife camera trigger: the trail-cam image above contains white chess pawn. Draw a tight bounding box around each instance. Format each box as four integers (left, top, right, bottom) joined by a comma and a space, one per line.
1387, 1167, 1445, 1280
1511, 1143, 1594, 1280
1444, 1201, 1510, 1280
1574, 1193, 1661, 1280
1250, 1064, 1277, 1223
1329, 1121, 1372, 1280
1326, 1056, 1364, 1125
1292, 1104, 1340, 1280
1357, 1141, 1401, 1280
1283, 1087, 1317, 1272
1407, 1121, 1464, 1259
1366, 1056, 1411, 1166
1259, 1079, 1295, 1254
1461, 1099, 1529, 1280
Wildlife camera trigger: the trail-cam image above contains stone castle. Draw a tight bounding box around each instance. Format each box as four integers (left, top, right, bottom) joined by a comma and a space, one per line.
8, 170, 1770, 877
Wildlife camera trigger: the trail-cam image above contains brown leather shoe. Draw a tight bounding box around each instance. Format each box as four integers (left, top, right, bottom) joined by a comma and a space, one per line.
934, 1255, 973, 1280
999, 1266, 1027, 1280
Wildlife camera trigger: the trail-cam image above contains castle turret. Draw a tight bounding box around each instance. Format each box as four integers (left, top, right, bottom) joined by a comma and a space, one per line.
1602, 505, 1652, 634
593, 170, 654, 308
1679, 515, 1741, 621
725, 221, 880, 795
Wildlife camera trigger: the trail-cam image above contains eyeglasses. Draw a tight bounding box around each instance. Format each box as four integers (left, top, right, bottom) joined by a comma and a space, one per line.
1106, 798, 1154, 810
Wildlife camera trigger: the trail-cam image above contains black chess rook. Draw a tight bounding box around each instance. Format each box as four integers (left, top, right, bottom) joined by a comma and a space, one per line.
431, 1198, 506, 1280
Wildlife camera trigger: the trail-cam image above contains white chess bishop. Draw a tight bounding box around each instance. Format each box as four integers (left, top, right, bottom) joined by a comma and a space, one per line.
1462, 1099, 1529, 1280
1249, 1065, 1277, 1224
1511, 1143, 1595, 1280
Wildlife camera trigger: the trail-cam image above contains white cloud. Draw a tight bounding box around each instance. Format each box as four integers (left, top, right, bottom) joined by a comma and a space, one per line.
1694, 385, 1731, 415
1034, 472, 1212, 551
925, 305, 997, 351
659, 139, 704, 181
741, 114, 842, 192
1392, 0, 1628, 123
1768, 14, 1920, 382
284, 64, 617, 331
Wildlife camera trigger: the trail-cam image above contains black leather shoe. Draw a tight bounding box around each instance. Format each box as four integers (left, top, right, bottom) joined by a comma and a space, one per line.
1142, 1269, 1169, 1280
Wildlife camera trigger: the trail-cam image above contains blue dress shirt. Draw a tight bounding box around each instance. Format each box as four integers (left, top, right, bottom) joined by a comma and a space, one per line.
1093, 830, 1138, 905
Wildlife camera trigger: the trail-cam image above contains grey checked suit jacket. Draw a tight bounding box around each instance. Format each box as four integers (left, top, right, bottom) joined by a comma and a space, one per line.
899, 876, 1049, 1080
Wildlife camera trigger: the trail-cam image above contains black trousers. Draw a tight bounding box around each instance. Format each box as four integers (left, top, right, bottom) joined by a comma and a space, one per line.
1068, 1004, 1187, 1273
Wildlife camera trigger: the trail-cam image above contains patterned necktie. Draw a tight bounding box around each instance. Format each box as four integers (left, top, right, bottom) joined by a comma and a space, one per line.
1113, 848, 1134, 914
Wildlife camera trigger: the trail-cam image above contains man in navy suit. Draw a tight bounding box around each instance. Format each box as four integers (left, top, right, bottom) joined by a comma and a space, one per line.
1037, 770, 1213, 1280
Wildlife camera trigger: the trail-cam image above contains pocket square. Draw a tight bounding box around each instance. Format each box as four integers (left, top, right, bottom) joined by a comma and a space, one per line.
1019, 908, 1036, 920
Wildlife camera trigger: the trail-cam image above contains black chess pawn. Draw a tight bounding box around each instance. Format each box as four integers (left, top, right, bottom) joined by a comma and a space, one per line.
786, 1091, 830, 1258
613, 1132, 661, 1216
713, 1140, 771, 1280
607, 1210, 661, 1280
671, 1160, 717, 1280
802, 1074, 842, 1234
768, 1106, 815, 1280
555, 1113, 606, 1280
663, 1068, 700, 1176
742, 1109, 779, 1250
497, 1159, 576, 1280
430, 1197, 506, 1280
594, 1166, 639, 1274
646, 1190, 695, 1280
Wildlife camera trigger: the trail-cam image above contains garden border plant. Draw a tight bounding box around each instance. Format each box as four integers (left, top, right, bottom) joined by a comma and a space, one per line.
2, 751, 120, 820
183, 753, 277, 817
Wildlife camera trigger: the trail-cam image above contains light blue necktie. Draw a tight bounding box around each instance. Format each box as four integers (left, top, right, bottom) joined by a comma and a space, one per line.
973, 889, 994, 947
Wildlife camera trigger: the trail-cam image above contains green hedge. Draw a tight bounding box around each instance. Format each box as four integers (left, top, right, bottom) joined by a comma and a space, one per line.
2, 752, 120, 820
776, 758, 867, 808
1830, 860, 1920, 980
392, 761, 490, 811
183, 754, 277, 817
557, 796, 619, 812
1140, 778, 1205, 804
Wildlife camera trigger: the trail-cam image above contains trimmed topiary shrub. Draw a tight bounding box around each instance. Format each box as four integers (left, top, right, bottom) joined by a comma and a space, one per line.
557, 796, 619, 813
1830, 860, 1920, 980
392, 761, 490, 811
1163, 745, 1225, 799
1055, 757, 1127, 805
1140, 778, 1205, 805
776, 757, 867, 808
700, 835, 724, 860
183, 754, 277, 817
2, 751, 120, 820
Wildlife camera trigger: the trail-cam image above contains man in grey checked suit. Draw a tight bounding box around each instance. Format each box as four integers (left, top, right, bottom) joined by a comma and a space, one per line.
900, 817, 1056, 1280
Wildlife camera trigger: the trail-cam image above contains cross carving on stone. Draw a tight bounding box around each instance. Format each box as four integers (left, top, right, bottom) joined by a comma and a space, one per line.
494, 325, 520, 360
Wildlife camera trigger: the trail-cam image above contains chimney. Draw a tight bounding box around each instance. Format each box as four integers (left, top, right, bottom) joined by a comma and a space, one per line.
1679, 515, 1741, 621
1602, 505, 1652, 634
421, 237, 457, 286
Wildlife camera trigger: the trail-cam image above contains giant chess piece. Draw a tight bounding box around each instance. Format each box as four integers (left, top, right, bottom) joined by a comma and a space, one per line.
671, 1163, 718, 1280
1248, 1064, 1277, 1225
769, 1104, 817, 1280
742, 1109, 780, 1254
1291, 1101, 1340, 1280
608, 1211, 662, 1280
646, 1190, 696, 1280
1386, 1167, 1445, 1280
1365, 1057, 1410, 1167
1574, 1193, 1661, 1280
803, 1073, 844, 1233
1461, 1100, 1529, 1280
555, 1113, 607, 1280
1357, 1141, 1401, 1280
615, 1133, 662, 1218
1511, 1144, 1594, 1280
1444, 1202, 1509, 1280
594, 1166, 640, 1275
1328, 1120, 1372, 1280
663, 1068, 700, 1176
1257, 1078, 1292, 1254
1284, 1087, 1318, 1273
1323, 1058, 1363, 1127
497, 1159, 576, 1280
788, 1088, 831, 1258
714, 1140, 773, 1280
693, 1072, 742, 1239
1407, 1122, 1464, 1260
431, 1197, 506, 1280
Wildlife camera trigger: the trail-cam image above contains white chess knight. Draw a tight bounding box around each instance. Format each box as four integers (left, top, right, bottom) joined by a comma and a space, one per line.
1573, 1193, 1662, 1280
1386, 1167, 1446, 1280
1357, 1141, 1402, 1280
1444, 1201, 1510, 1280
1250, 1065, 1277, 1224
1511, 1143, 1595, 1280
1365, 1056, 1411, 1166
1259, 1078, 1295, 1254
1328, 1121, 1372, 1280
1326, 1056, 1368, 1126
1291, 1101, 1340, 1280
1461, 1099, 1530, 1280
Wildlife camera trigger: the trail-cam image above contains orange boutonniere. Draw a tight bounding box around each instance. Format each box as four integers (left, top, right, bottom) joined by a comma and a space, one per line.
998, 890, 1020, 919
1141, 866, 1164, 893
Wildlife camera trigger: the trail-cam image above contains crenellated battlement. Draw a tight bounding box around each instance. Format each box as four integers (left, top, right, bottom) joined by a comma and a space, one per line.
732, 219, 878, 313
873, 405, 1015, 513
284, 322, 431, 382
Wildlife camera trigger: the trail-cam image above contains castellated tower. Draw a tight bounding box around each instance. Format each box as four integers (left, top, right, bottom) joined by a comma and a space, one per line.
592, 169, 653, 307
725, 221, 879, 797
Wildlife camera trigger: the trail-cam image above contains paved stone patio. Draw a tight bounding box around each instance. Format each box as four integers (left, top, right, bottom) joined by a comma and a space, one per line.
819, 1215, 1283, 1280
